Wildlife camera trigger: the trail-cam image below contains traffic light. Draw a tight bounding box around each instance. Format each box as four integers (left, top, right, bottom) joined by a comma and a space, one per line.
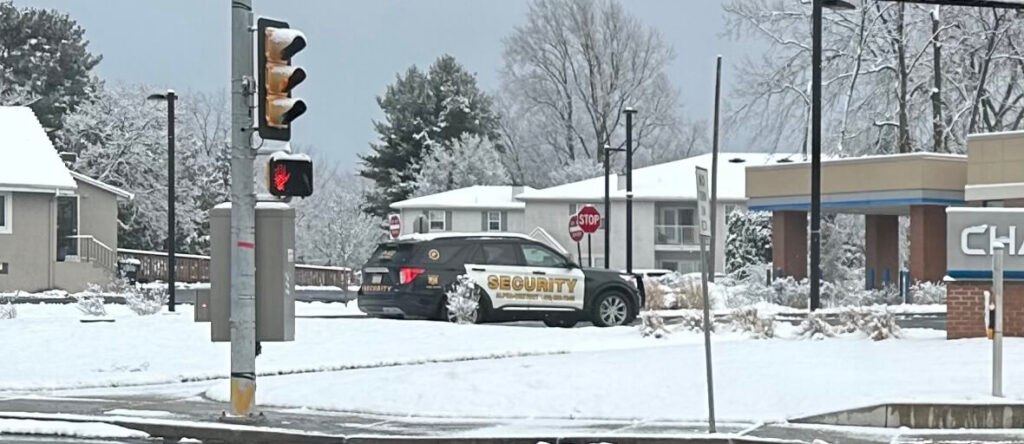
258, 18, 307, 142
267, 154, 313, 197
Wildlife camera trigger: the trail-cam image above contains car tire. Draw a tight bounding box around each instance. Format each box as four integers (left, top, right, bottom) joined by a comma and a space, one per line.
591, 291, 633, 327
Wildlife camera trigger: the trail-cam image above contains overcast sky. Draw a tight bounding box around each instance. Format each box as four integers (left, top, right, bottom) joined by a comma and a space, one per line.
17, 0, 758, 169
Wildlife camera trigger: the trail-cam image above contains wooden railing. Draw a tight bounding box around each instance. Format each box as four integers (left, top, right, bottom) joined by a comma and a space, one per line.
117, 249, 353, 287
68, 235, 118, 273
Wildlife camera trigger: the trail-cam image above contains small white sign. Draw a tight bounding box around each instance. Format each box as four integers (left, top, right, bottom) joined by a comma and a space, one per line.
695, 166, 711, 237
287, 248, 294, 263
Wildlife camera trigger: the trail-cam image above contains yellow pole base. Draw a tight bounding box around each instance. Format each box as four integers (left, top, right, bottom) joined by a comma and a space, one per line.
230, 378, 256, 416
988, 329, 995, 340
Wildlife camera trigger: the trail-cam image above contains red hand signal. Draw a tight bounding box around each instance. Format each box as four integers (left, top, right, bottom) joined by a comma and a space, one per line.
273, 164, 291, 191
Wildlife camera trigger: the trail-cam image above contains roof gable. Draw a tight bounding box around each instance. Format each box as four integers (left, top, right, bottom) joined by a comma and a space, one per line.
0, 107, 76, 192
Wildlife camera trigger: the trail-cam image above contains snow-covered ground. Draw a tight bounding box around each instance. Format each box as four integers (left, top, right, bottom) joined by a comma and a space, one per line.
0, 418, 148, 439
2, 301, 1012, 425
204, 328, 1024, 422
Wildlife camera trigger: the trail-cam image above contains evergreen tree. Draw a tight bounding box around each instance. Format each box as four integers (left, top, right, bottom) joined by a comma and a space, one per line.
412, 134, 511, 197
360, 54, 500, 216
725, 209, 772, 275
0, 1, 101, 134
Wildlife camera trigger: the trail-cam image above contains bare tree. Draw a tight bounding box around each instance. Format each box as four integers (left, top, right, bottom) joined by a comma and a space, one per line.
500, 0, 699, 186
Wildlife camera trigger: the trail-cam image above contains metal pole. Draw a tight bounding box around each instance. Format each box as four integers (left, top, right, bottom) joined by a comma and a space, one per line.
810, 0, 823, 311
577, 241, 582, 266
603, 145, 611, 269
166, 90, 176, 313
229, 0, 257, 418
699, 235, 716, 432
993, 242, 1004, 397
709, 56, 722, 282
588, 234, 593, 268
624, 108, 636, 274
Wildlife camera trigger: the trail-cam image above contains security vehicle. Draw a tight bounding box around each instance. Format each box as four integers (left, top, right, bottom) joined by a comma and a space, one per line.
358, 233, 644, 327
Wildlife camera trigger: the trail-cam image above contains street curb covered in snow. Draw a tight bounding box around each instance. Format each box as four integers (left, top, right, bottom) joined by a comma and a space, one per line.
0, 411, 802, 444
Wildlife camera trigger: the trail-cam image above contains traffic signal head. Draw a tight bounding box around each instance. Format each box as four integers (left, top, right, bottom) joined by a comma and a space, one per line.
258, 18, 307, 142
267, 153, 313, 197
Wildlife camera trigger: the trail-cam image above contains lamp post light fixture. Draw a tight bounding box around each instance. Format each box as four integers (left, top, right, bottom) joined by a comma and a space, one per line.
148, 89, 177, 313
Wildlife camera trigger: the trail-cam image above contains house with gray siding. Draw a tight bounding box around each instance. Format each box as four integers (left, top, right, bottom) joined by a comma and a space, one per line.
516, 153, 784, 274
0, 107, 133, 293
390, 186, 533, 236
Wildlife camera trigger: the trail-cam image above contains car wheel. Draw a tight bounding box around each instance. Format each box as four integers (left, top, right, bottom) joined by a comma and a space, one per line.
591, 291, 632, 327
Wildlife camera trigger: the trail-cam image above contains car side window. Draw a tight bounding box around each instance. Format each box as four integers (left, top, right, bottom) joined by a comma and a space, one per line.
520, 244, 566, 268
477, 243, 521, 266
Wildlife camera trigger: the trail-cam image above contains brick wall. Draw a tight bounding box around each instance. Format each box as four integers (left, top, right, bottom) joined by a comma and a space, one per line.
948, 281, 1024, 339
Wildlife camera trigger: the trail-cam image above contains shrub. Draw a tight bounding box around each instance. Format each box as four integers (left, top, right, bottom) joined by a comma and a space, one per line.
639, 310, 671, 338
445, 274, 479, 324
670, 309, 715, 333
909, 281, 946, 305
772, 277, 810, 309
642, 278, 669, 310
124, 286, 168, 316
797, 312, 835, 340
0, 303, 15, 320
856, 308, 897, 339
655, 272, 715, 310
837, 307, 870, 333
76, 296, 107, 317
729, 307, 776, 339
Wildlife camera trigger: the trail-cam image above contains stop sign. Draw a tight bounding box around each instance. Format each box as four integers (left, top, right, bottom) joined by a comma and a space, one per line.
577, 205, 601, 234
568, 215, 584, 242
388, 214, 401, 238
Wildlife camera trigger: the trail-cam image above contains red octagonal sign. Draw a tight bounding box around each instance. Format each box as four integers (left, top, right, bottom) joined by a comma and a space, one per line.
568, 215, 584, 242
577, 205, 601, 234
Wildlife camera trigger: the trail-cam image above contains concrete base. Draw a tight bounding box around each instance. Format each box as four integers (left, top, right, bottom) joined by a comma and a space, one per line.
793, 402, 1024, 428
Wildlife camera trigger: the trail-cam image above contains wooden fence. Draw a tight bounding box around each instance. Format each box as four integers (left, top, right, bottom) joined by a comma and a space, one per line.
117, 249, 353, 287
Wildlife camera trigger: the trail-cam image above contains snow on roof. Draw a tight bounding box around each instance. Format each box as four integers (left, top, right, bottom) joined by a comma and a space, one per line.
517, 152, 792, 202
391, 185, 535, 210
0, 107, 76, 192
69, 171, 134, 201
395, 232, 538, 242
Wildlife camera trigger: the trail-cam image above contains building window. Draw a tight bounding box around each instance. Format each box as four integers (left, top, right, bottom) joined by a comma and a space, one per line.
660, 260, 679, 272
487, 211, 502, 231
0, 192, 10, 234
656, 206, 697, 245
428, 210, 445, 232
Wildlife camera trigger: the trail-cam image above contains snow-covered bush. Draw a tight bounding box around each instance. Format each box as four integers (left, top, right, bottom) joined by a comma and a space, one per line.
0, 303, 15, 320
725, 209, 772, 276
125, 286, 168, 316
76, 296, 107, 317
639, 310, 671, 338
837, 307, 870, 333
653, 272, 714, 310
671, 310, 715, 333
729, 307, 776, 339
445, 274, 479, 324
860, 309, 902, 340
909, 281, 946, 305
721, 263, 775, 308
797, 312, 835, 340
642, 278, 669, 310
772, 276, 810, 309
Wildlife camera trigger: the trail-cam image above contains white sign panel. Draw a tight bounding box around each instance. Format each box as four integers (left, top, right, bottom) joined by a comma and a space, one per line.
695, 166, 711, 237
947, 207, 1024, 280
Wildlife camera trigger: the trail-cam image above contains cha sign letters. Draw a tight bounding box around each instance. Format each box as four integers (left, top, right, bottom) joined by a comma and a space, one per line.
947, 208, 1024, 279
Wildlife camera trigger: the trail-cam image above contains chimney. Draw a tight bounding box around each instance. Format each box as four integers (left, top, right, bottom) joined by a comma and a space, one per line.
617, 174, 626, 191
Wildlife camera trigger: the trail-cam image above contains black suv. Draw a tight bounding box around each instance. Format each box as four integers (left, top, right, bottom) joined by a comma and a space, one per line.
358, 233, 644, 327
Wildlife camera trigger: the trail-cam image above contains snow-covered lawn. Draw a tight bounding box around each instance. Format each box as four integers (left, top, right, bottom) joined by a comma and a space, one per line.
206, 328, 1024, 423
0, 302, 735, 392
0, 418, 149, 439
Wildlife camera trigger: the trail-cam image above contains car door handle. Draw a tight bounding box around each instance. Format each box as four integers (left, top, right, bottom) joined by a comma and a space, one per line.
471, 268, 486, 272
533, 271, 546, 275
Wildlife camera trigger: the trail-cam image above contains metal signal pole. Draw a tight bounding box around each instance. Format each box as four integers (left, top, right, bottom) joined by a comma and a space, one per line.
624, 108, 637, 274
228, 0, 257, 418
708, 57, 721, 282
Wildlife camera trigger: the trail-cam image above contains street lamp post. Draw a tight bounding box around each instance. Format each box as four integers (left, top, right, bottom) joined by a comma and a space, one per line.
810, 0, 855, 311
148, 90, 177, 313
602, 144, 625, 270
623, 107, 637, 275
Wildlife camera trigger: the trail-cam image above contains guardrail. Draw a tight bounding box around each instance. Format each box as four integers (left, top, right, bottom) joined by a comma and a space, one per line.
66, 235, 118, 273
117, 249, 353, 287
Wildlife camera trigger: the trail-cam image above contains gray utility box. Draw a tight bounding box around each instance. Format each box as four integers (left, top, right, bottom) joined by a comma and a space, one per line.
209, 202, 296, 342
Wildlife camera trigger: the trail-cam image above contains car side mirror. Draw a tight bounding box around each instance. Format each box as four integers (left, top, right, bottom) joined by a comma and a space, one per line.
565, 261, 580, 269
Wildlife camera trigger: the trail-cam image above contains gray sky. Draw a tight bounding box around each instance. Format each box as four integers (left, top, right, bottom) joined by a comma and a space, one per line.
17, 0, 756, 169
